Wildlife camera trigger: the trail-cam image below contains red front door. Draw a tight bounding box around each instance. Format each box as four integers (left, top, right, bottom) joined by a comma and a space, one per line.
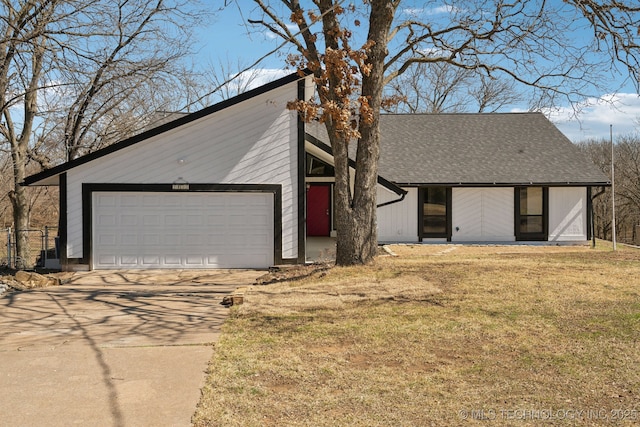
306, 185, 331, 236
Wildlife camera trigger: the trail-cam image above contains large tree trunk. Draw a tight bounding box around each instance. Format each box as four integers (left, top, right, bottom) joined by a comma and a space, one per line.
333, 99, 382, 266
330, 121, 379, 266
333, 0, 393, 265
326, 105, 380, 265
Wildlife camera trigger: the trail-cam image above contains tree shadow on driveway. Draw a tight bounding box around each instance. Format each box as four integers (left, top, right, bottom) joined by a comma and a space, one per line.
0, 270, 262, 427
0, 269, 262, 349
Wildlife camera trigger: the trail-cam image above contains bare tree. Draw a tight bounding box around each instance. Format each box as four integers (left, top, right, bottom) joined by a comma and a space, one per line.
384, 62, 521, 114
0, 0, 51, 266
613, 135, 640, 243
384, 62, 473, 113
578, 134, 640, 244
205, 57, 279, 102
1, 0, 202, 267
471, 75, 522, 113
242, 0, 640, 265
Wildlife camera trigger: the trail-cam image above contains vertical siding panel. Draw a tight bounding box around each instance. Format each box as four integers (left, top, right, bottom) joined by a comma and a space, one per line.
482, 188, 514, 239
452, 188, 514, 242
549, 187, 587, 241
377, 187, 418, 242
452, 188, 482, 240
67, 184, 83, 258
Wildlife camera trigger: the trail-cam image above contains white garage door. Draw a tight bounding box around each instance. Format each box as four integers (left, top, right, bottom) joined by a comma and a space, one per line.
92, 192, 274, 269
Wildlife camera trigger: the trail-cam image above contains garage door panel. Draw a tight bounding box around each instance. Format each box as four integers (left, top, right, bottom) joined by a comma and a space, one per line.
97, 194, 117, 207
121, 234, 139, 246
97, 255, 118, 266
206, 215, 225, 226
96, 214, 117, 227
142, 255, 161, 266
141, 195, 161, 206
142, 234, 160, 245
93, 191, 274, 269
163, 255, 182, 265
185, 215, 204, 226
184, 197, 202, 207
251, 214, 270, 226
254, 233, 271, 244
121, 195, 141, 206
120, 254, 139, 266
142, 215, 160, 226
183, 255, 204, 266
120, 215, 138, 226
164, 215, 182, 226
165, 233, 181, 245
186, 234, 206, 245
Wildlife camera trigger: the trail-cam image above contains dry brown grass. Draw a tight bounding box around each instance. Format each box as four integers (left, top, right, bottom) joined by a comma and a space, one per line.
193, 243, 640, 426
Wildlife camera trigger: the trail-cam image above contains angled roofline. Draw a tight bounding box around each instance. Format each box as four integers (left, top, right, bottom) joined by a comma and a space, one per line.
24, 69, 311, 186
305, 132, 408, 197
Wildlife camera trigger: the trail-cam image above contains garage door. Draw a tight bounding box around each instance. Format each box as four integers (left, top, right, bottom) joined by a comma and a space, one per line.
92, 192, 274, 269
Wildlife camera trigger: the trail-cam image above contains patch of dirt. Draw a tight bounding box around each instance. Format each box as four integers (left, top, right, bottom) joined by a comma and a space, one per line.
241, 270, 443, 316
255, 263, 333, 285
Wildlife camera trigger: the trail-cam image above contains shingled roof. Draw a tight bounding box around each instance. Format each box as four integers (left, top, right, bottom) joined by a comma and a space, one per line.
306, 112, 609, 186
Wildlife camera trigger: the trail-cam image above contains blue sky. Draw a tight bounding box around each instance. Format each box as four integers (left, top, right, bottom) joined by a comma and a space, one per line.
196, 1, 640, 143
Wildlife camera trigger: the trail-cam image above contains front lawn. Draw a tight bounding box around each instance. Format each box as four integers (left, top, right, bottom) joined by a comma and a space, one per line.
193, 243, 640, 426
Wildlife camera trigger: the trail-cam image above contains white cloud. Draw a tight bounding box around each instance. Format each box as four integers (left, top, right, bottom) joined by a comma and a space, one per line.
512, 93, 640, 142
402, 8, 424, 17
224, 68, 292, 94
402, 5, 459, 17
430, 5, 458, 15
547, 93, 640, 142
263, 23, 298, 40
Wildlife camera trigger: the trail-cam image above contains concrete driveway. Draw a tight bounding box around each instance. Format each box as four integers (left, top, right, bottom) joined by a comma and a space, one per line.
0, 269, 263, 427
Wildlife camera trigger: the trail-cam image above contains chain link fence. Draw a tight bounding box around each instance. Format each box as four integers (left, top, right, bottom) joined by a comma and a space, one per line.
1, 227, 59, 270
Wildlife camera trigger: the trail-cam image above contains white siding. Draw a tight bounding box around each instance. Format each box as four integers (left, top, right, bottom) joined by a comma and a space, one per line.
66, 82, 300, 260
377, 187, 418, 242
549, 187, 587, 241
452, 188, 515, 242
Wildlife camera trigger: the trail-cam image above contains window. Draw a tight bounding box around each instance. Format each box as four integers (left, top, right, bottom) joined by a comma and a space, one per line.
420, 187, 450, 239
516, 187, 548, 240
306, 154, 334, 177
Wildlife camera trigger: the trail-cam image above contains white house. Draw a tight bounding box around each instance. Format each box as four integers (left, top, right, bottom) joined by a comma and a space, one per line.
305, 113, 610, 244
24, 72, 610, 270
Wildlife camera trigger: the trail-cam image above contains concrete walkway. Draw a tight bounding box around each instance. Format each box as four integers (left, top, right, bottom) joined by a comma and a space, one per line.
0, 270, 263, 427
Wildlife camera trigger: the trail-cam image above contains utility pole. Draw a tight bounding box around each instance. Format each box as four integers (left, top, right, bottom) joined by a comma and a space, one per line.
611, 125, 617, 251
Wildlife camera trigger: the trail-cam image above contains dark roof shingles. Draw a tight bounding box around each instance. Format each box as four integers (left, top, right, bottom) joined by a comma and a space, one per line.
309, 113, 609, 185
